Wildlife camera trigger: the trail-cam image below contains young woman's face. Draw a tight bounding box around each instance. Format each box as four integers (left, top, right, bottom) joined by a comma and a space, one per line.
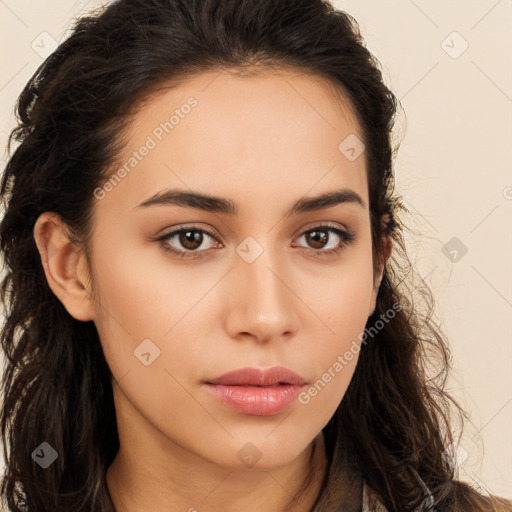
85, 68, 382, 470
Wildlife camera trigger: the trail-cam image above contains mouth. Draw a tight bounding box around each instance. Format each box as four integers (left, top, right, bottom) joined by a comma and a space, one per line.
203, 366, 308, 416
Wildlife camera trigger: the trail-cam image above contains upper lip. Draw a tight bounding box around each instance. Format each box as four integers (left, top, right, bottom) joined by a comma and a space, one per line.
205, 366, 307, 386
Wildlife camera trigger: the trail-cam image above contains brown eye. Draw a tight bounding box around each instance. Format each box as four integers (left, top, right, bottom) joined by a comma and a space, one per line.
179, 230, 204, 250
157, 226, 219, 259
293, 225, 356, 258
305, 230, 329, 249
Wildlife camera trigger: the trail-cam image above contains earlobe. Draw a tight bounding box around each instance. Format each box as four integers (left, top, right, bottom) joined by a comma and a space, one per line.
33, 212, 95, 322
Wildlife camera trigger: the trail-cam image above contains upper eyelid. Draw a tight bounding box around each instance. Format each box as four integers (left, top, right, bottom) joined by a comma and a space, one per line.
293, 221, 350, 237
157, 225, 218, 242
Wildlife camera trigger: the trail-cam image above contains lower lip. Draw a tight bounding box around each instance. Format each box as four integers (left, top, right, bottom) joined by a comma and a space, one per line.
204, 383, 305, 416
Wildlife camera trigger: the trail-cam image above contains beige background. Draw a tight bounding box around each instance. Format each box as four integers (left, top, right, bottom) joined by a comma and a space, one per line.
0, 0, 510, 499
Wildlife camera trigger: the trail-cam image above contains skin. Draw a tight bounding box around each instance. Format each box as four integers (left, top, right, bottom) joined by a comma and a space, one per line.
33, 67, 392, 511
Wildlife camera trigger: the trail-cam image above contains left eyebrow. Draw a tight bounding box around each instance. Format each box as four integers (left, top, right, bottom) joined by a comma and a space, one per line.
132, 187, 366, 215
287, 188, 366, 215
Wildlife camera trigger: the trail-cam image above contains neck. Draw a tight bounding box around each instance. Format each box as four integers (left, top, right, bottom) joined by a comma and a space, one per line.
106, 431, 328, 512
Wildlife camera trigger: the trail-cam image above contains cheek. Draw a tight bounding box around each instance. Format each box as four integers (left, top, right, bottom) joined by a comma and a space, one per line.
294, 294, 369, 423
300, 241, 375, 340
93, 221, 215, 324
89, 234, 215, 378
293, 248, 374, 412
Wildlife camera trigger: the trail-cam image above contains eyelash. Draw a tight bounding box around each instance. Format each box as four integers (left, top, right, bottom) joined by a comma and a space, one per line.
155, 223, 356, 260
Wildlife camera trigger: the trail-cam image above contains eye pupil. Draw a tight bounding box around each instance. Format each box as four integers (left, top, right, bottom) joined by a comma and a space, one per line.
307, 230, 328, 249
180, 230, 203, 250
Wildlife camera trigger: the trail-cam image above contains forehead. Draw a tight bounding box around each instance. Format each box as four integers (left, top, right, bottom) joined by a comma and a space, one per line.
97, 67, 367, 215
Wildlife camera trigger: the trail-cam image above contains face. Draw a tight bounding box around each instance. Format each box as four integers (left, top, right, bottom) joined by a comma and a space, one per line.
53, 68, 384, 470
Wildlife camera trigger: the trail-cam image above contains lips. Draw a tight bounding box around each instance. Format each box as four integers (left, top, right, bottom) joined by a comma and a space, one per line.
205, 366, 308, 387
204, 366, 308, 415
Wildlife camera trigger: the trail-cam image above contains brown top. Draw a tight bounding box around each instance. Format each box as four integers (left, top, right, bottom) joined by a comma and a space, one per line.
0, 483, 388, 511
362, 481, 388, 511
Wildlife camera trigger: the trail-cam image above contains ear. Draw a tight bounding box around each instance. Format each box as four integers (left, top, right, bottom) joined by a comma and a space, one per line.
368, 229, 393, 317
33, 212, 95, 322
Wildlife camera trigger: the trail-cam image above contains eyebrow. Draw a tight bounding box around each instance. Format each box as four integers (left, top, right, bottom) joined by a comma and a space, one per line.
132, 187, 366, 216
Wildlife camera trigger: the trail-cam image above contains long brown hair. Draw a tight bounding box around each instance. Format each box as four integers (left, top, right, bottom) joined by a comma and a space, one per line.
0, 1, 510, 510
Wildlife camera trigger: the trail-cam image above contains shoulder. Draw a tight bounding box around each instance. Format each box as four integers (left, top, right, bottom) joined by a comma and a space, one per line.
362, 479, 512, 512
450, 480, 512, 512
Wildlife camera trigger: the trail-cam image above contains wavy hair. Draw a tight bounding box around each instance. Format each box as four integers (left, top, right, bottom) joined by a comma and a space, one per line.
1, 0, 510, 510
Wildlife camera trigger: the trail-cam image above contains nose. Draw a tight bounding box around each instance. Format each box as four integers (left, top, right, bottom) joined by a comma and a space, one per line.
224, 245, 300, 344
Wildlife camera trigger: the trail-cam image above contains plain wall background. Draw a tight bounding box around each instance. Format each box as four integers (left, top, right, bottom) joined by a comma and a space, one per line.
0, 0, 510, 499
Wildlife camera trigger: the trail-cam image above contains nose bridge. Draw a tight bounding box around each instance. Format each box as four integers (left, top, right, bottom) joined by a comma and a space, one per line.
226, 236, 299, 341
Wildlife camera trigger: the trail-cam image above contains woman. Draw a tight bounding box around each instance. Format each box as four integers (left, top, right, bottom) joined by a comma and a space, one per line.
0, 0, 510, 510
